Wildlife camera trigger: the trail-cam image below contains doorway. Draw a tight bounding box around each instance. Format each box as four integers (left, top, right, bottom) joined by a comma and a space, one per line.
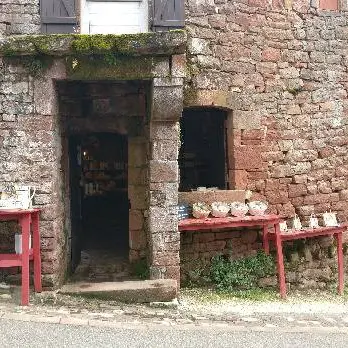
69, 132, 129, 280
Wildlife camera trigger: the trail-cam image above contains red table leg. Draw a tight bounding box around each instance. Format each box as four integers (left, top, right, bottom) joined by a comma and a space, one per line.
32, 211, 42, 292
274, 223, 286, 299
20, 214, 30, 306
263, 224, 270, 254
335, 232, 344, 295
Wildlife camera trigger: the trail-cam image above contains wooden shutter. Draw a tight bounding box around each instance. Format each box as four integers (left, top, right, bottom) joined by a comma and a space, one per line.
152, 0, 184, 31
41, 0, 77, 33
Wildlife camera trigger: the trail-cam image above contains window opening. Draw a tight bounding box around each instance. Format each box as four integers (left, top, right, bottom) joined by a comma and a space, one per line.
179, 108, 227, 192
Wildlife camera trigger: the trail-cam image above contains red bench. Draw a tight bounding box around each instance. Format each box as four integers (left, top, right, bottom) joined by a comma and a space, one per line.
266, 224, 347, 299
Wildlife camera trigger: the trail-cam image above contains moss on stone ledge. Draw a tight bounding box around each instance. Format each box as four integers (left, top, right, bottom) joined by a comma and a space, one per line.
0, 31, 187, 57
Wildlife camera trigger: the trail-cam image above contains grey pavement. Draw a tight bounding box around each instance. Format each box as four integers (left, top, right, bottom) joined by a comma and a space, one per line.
1, 317, 348, 348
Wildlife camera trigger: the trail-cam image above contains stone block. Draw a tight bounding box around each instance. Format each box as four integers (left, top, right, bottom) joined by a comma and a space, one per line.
230, 170, 248, 189
171, 54, 186, 78
128, 140, 147, 167
129, 229, 147, 250
129, 210, 144, 231
34, 60, 66, 116
193, 233, 215, 243
233, 145, 263, 170
233, 110, 261, 129
59, 279, 178, 303
128, 185, 146, 210
150, 182, 178, 205
288, 184, 308, 198
128, 167, 147, 185
152, 59, 170, 78
151, 251, 180, 266
149, 122, 180, 140
152, 85, 183, 121
148, 206, 178, 233
188, 38, 211, 55
262, 47, 281, 62
178, 190, 246, 205
151, 140, 179, 161
149, 160, 178, 183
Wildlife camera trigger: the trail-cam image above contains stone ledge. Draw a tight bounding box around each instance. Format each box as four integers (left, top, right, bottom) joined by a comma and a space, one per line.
58, 279, 177, 303
0, 31, 187, 57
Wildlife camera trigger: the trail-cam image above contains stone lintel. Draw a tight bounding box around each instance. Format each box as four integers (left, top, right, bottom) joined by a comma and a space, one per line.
0, 31, 187, 57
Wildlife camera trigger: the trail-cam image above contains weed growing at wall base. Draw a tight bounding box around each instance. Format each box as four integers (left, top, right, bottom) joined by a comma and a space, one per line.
210, 251, 275, 291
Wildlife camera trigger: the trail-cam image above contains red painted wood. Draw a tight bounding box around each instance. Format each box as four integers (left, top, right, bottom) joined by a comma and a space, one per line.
267, 225, 347, 241
0, 209, 42, 305
32, 211, 42, 292
178, 214, 282, 231
263, 224, 270, 255
336, 232, 344, 295
21, 214, 30, 305
274, 222, 286, 299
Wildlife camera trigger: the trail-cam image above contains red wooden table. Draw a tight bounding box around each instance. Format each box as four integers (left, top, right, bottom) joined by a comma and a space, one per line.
179, 215, 346, 299
0, 209, 42, 305
178, 215, 284, 295
178, 214, 282, 250
267, 224, 347, 299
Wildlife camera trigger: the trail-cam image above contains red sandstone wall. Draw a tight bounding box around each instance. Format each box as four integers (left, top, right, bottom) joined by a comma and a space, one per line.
186, 0, 348, 224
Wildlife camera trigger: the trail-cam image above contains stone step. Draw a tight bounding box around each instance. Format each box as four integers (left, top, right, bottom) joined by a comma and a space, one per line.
58, 279, 177, 303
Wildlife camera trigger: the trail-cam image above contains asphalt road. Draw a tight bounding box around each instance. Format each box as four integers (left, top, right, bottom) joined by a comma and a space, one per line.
1, 319, 348, 348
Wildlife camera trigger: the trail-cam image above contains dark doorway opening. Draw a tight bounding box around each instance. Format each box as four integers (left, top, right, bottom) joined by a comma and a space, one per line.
69, 132, 129, 278
179, 108, 227, 191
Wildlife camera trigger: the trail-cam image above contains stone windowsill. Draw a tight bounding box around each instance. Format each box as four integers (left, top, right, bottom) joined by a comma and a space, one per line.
178, 190, 247, 205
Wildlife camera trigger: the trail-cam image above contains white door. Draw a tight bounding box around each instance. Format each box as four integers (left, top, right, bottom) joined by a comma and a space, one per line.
80, 0, 149, 34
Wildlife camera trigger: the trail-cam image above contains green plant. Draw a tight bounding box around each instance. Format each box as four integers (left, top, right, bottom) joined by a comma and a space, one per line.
210, 251, 275, 291
22, 55, 52, 77
131, 258, 149, 280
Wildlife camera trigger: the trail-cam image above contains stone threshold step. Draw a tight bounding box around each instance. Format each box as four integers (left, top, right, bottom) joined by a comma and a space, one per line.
58, 279, 177, 303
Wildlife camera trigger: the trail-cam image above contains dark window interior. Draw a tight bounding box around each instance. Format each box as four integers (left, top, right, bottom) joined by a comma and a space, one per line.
179, 108, 227, 192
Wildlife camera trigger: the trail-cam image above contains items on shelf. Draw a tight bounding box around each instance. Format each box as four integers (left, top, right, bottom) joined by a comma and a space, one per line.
80, 149, 126, 197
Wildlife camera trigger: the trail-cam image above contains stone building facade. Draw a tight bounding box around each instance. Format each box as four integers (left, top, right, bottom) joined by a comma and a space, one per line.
1, 0, 348, 290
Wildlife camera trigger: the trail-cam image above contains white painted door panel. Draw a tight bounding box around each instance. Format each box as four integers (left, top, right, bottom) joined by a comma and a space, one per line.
81, 0, 148, 34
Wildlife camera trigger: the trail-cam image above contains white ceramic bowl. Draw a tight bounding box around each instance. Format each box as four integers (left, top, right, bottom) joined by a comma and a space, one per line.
248, 201, 268, 216
211, 202, 230, 218
192, 203, 211, 219
230, 202, 249, 217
